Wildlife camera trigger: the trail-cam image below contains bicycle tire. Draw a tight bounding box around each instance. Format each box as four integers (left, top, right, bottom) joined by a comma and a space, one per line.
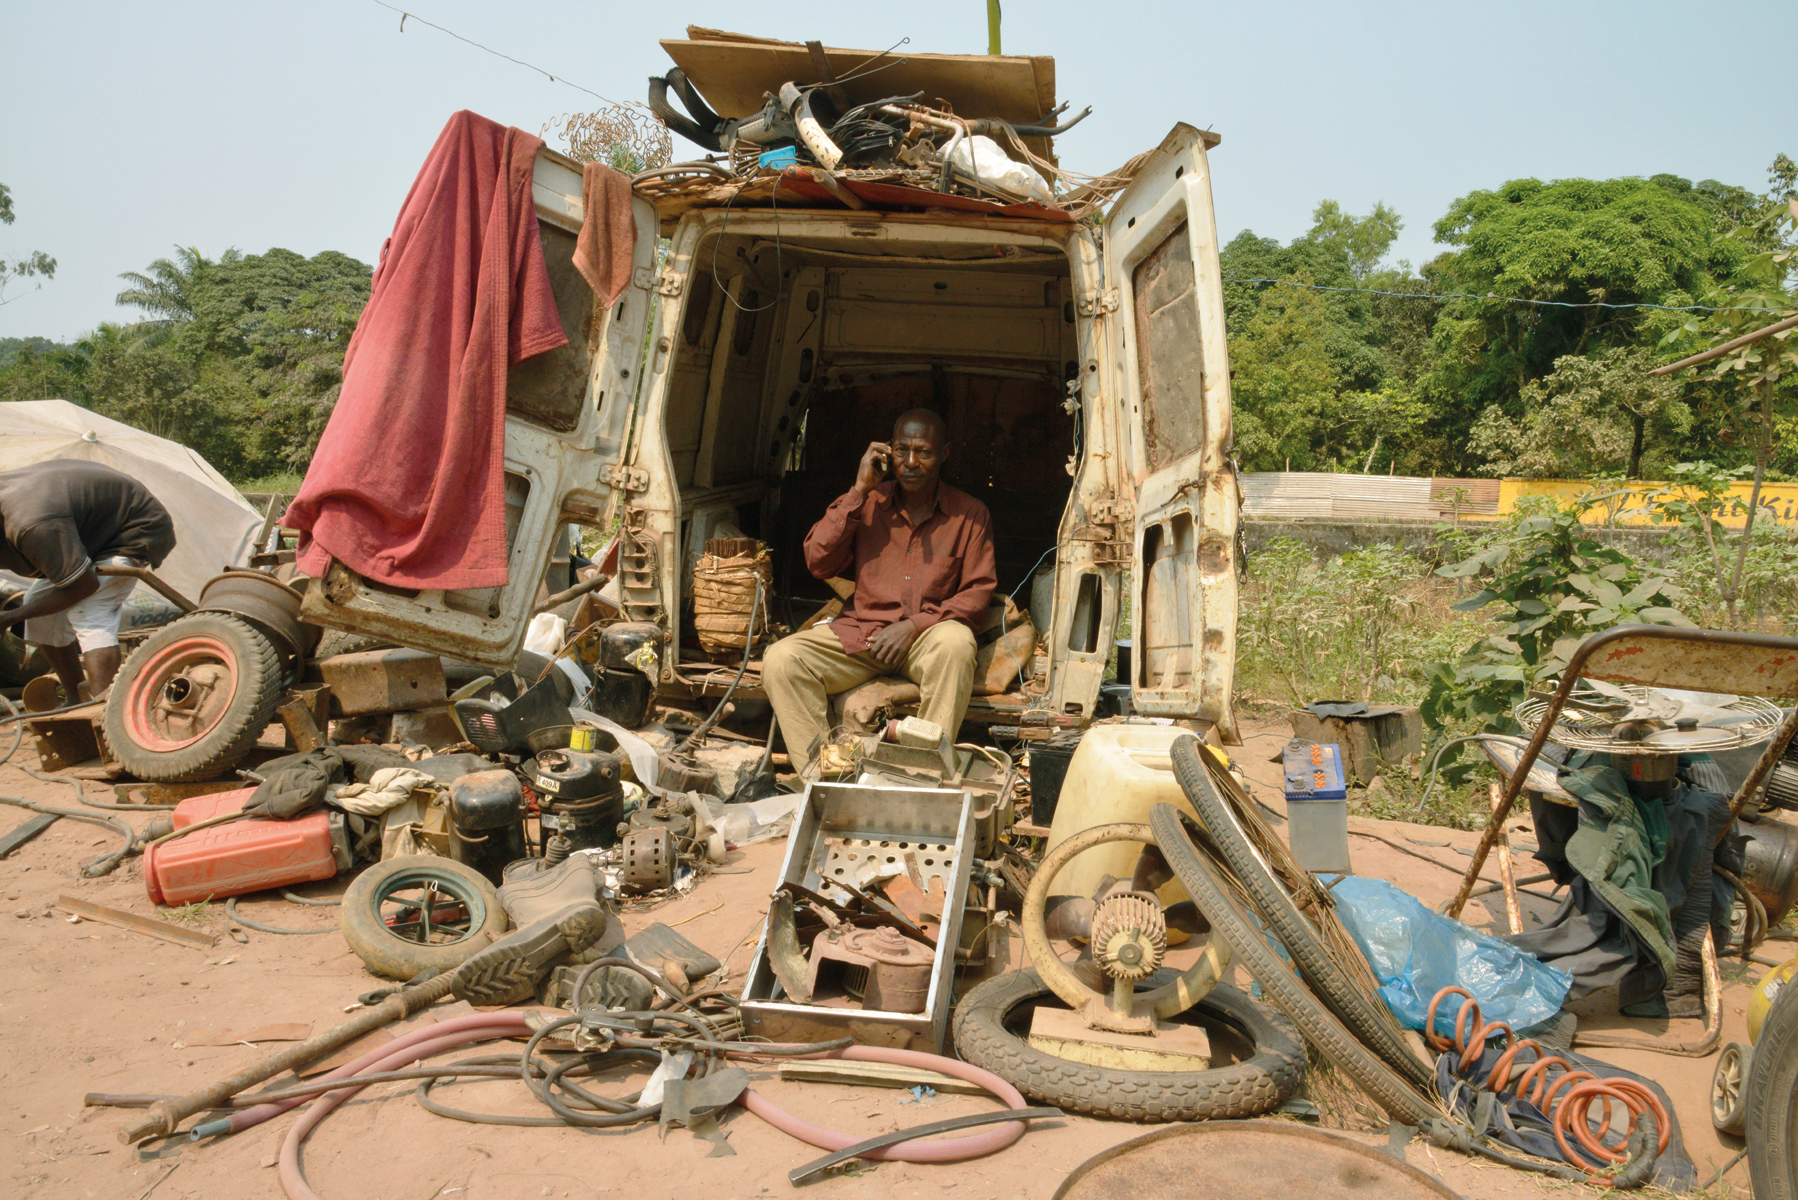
1169, 735, 1434, 1089
1746, 975, 1798, 1198
953, 970, 1306, 1122
1148, 801, 1440, 1125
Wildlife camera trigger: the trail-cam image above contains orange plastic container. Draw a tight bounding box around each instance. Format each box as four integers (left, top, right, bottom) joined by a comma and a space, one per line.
144, 788, 348, 906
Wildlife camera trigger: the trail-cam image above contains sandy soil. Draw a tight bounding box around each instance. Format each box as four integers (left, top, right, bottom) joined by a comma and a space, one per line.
0, 712, 1767, 1199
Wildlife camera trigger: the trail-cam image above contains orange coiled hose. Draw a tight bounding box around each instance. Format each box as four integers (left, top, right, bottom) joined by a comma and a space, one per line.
1426, 986, 1669, 1180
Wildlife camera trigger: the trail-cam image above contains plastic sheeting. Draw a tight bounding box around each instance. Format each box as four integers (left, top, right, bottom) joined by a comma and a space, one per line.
1332, 875, 1572, 1037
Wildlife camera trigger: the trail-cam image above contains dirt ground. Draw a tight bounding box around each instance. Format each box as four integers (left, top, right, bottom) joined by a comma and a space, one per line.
0, 712, 1770, 1199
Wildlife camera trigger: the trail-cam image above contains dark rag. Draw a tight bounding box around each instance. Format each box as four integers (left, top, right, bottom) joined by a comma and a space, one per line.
284, 110, 568, 591
574, 161, 637, 306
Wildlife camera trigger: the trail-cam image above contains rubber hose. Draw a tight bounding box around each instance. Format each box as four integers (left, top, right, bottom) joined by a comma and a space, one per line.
277, 1018, 531, 1200
224, 896, 336, 935
737, 1045, 1032, 1163
282, 890, 342, 907
0, 793, 138, 876
213, 1012, 530, 1139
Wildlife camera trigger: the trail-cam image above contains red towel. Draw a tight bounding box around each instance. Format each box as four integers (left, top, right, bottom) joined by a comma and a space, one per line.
285, 111, 567, 591
574, 160, 636, 307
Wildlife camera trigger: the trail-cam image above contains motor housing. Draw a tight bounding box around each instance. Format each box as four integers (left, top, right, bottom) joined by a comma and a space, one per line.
447, 770, 528, 884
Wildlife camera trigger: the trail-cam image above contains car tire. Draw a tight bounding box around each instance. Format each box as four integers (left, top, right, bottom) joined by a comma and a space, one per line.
1747, 981, 1798, 1198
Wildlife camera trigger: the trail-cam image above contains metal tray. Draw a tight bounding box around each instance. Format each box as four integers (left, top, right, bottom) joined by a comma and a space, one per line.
739, 782, 975, 1053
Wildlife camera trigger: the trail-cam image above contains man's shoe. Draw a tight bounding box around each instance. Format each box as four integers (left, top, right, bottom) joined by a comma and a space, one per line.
450, 857, 609, 1005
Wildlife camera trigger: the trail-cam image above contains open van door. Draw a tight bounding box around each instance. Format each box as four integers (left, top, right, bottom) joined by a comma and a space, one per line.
1101, 124, 1239, 740
299, 149, 659, 670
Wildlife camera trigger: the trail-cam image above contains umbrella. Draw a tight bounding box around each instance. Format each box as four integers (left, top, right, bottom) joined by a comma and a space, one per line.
0, 399, 264, 602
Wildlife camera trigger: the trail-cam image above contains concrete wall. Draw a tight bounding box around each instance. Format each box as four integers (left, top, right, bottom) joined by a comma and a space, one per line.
1242, 518, 1675, 566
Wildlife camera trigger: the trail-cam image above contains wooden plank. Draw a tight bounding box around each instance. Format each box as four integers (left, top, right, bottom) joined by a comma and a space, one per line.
56, 895, 219, 950
1490, 783, 1523, 936
1027, 1004, 1211, 1071
777, 1058, 988, 1096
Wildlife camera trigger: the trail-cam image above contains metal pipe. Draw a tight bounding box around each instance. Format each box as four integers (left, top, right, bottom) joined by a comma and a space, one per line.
119, 970, 457, 1143
532, 572, 612, 616
1647, 313, 1798, 377
94, 565, 195, 613
1721, 702, 1798, 838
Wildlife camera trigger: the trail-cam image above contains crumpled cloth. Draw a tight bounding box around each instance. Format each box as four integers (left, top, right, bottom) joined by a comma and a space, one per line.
573, 161, 636, 306
333, 767, 436, 816
284, 109, 567, 590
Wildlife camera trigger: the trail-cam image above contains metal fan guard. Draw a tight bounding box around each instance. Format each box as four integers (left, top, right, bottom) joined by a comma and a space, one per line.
1515, 686, 1784, 755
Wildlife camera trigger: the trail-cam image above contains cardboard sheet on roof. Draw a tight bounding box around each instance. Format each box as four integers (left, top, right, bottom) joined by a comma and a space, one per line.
663, 27, 1057, 149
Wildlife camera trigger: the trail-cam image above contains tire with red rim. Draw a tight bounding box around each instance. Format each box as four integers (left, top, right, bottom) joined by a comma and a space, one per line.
103, 613, 285, 782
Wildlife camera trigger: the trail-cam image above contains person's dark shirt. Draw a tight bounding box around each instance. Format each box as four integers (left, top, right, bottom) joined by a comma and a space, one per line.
0, 460, 177, 586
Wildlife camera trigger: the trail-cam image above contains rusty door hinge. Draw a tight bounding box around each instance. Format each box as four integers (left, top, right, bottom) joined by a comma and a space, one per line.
603, 464, 649, 492
1077, 289, 1120, 316
632, 265, 656, 291
655, 271, 684, 297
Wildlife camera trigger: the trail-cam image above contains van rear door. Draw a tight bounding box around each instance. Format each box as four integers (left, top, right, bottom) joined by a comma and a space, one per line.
299, 150, 658, 670
1100, 124, 1238, 738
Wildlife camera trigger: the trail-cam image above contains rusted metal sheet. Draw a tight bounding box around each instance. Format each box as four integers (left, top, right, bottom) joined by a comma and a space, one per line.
316, 649, 446, 716
1052, 1121, 1460, 1200
1581, 627, 1798, 696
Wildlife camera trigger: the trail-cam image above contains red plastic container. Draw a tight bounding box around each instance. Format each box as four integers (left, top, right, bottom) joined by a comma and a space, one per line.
144, 788, 348, 906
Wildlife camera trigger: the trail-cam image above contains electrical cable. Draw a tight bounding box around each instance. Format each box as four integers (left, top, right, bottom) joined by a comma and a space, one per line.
224, 895, 337, 936
1413, 734, 1527, 813
710, 176, 783, 314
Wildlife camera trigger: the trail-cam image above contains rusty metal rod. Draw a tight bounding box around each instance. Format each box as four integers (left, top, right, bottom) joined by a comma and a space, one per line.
118, 970, 456, 1144
1648, 313, 1798, 377
531, 572, 612, 616
94, 565, 196, 613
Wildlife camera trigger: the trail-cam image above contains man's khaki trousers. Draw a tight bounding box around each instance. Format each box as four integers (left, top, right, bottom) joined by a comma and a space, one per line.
763, 621, 977, 766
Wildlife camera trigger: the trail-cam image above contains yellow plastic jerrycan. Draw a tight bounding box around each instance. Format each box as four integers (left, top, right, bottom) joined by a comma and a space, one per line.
1042, 724, 1211, 909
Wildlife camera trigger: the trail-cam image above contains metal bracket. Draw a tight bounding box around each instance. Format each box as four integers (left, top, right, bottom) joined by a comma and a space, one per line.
631, 265, 656, 291
603, 464, 649, 493
655, 270, 684, 297
1077, 288, 1120, 316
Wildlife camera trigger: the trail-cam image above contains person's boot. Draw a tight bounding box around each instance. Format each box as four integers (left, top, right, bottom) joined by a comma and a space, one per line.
450, 856, 609, 1005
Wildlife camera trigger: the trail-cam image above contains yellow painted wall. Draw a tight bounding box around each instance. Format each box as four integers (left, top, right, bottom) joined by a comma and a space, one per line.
1471, 479, 1798, 529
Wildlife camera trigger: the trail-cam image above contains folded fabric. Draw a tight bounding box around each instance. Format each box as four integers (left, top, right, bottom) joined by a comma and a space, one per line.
333, 767, 436, 816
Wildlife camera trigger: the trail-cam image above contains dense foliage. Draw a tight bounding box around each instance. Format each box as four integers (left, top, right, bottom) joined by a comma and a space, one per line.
0, 247, 370, 484
1222, 155, 1797, 480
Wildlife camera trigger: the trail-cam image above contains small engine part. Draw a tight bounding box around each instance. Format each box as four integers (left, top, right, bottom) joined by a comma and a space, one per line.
530, 749, 626, 853
446, 770, 527, 885
807, 926, 934, 1014
621, 826, 675, 892
1090, 891, 1167, 982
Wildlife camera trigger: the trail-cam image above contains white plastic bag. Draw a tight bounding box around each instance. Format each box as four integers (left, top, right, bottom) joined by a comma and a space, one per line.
946, 135, 1054, 204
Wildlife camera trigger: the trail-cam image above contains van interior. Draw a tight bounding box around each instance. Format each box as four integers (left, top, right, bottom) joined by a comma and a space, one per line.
651, 222, 1083, 703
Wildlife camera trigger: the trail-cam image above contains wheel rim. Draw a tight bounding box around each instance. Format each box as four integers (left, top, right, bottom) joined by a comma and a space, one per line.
1715, 1044, 1744, 1123
371, 867, 489, 948
121, 633, 242, 752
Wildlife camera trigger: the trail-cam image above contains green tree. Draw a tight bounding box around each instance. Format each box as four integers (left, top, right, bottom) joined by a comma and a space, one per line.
0, 183, 57, 307
114, 245, 243, 347
1467, 347, 1690, 479
1308, 199, 1402, 279
1229, 268, 1339, 470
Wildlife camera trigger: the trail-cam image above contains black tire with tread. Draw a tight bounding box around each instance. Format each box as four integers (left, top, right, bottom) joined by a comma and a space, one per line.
340, 857, 507, 980
1169, 735, 1435, 1089
1149, 801, 1440, 1126
953, 971, 1306, 1122
1747, 983, 1798, 1198
104, 613, 286, 783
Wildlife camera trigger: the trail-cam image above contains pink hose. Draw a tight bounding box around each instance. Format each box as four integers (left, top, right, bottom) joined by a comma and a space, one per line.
277, 1014, 531, 1200
737, 1045, 1032, 1162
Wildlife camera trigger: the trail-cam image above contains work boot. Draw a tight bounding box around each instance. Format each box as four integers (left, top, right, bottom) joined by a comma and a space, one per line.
450, 856, 609, 1005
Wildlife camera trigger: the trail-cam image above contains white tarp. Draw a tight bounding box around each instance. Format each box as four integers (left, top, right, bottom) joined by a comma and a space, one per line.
0, 399, 263, 603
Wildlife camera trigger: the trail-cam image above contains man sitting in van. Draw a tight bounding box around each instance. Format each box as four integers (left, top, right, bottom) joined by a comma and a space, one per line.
764, 408, 997, 770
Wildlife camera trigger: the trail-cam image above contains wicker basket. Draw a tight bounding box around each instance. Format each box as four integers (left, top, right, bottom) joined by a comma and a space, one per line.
692, 538, 772, 657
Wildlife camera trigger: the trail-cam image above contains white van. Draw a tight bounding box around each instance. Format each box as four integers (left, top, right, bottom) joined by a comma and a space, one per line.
301, 79, 1240, 745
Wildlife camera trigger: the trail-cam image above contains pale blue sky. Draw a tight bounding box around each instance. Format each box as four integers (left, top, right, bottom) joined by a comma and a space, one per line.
1, 1, 1787, 341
